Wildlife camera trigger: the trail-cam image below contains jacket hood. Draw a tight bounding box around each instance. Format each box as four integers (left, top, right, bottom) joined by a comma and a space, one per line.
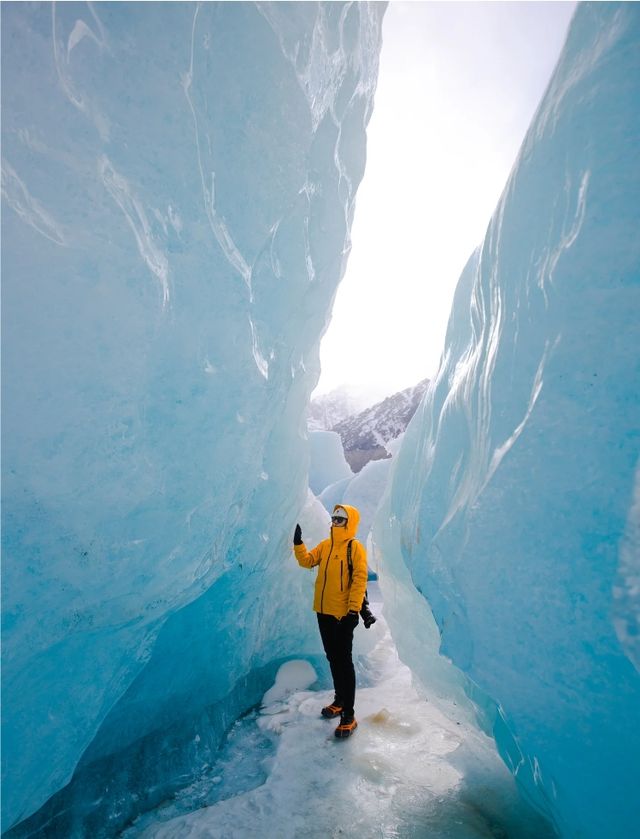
331, 504, 360, 541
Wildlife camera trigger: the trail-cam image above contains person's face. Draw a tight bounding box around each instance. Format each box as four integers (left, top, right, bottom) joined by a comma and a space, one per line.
331, 514, 347, 528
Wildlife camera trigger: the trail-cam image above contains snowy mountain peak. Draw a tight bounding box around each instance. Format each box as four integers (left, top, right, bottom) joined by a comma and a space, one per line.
329, 378, 430, 472
307, 386, 377, 432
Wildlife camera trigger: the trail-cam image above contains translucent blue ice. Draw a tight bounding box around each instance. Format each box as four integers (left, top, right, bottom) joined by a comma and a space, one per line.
1, 2, 384, 831
376, 4, 640, 836
128, 593, 556, 839
308, 430, 353, 496
319, 452, 392, 544
5, 2, 639, 836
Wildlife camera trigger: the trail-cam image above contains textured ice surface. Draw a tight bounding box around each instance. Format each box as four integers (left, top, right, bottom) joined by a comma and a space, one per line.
320, 453, 392, 551
123, 589, 555, 839
318, 434, 402, 554
376, 4, 640, 836
308, 430, 353, 495
343, 455, 393, 542
1, 2, 384, 830
318, 474, 353, 514
260, 659, 316, 706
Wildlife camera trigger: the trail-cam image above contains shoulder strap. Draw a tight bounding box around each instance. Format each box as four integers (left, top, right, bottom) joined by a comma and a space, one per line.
347, 539, 354, 585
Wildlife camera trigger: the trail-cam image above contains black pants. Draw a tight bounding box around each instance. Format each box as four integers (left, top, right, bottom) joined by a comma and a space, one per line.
317, 613, 356, 718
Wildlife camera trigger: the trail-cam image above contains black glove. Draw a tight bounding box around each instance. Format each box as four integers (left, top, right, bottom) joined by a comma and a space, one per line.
293, 523, 303, 545
344, 610, 359, 629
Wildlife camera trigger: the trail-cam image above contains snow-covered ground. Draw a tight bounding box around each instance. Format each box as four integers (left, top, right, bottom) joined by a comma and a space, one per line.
123, 588, 554, 839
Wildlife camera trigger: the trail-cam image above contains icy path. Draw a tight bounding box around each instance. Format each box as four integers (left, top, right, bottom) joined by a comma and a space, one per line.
123, 589, 554, 839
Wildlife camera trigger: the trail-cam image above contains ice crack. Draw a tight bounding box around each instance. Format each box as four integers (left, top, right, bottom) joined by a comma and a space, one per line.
99, 155, 170, 307
182, 5, 252, 292
1, 159, 67, 247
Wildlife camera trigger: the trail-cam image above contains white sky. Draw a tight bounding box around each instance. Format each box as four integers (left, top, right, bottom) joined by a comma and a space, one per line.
315, 0, 576, 400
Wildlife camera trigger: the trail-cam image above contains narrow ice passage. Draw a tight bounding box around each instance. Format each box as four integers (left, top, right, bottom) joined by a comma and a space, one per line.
4, 4, 639, 837
123, 586, 553, 839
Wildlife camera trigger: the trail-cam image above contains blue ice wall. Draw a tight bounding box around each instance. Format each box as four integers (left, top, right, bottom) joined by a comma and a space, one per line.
377, 4, 640, 836
1, 2, 384, 830
308, 430, 353, 495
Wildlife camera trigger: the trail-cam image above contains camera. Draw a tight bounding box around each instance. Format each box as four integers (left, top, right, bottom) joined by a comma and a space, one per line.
359, 594, 377, 629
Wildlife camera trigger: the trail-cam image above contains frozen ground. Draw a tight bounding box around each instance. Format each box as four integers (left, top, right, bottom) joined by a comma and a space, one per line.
122, 588, 555, 839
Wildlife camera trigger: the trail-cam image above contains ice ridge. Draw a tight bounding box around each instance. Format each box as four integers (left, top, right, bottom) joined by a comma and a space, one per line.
375, 4, 640, 836
1, 2, 385, 831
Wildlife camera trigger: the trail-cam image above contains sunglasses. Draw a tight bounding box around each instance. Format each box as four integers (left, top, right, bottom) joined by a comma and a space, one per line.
331, 515, 347, 524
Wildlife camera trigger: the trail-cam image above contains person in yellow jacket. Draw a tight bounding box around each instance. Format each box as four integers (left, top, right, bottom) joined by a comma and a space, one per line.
293, 504, 367, 738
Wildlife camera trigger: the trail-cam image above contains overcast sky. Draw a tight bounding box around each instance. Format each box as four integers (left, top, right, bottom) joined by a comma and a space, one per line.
315, 0, 576, 400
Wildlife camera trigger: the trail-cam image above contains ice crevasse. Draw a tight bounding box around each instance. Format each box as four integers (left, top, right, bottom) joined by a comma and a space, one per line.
375, 4, 640, 838
2, 2, 640, 839
1, 2, 384, 832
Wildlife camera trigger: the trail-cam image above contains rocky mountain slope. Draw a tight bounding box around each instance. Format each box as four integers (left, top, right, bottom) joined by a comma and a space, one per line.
314, 379, 429, 472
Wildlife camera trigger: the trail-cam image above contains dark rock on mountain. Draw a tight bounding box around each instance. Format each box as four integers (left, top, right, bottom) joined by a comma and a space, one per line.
331, 379, 430, 472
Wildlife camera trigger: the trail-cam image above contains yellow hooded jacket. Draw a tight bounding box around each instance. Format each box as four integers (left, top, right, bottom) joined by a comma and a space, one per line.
294, 504, 368, 618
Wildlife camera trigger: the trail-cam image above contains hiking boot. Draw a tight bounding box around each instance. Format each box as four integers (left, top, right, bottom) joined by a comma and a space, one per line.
335, 715, 358, 738
321, 701, 343, 718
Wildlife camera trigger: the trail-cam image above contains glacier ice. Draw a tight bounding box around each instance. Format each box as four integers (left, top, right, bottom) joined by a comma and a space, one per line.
375, 4, 640, 837
4, 1, 639, 836
313, 430, 396, 563
318, 433, 403, 553
320, 450, 393, 546
308, 429, 353, 495
341, 440, 399, 544
122, 590, 555, 839
1, 1, 384, 832
318, 474, 353, 514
